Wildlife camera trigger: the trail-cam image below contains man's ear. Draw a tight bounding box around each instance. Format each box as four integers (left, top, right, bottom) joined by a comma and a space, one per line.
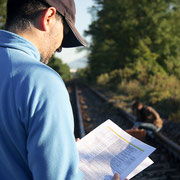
41, 7, 57, 32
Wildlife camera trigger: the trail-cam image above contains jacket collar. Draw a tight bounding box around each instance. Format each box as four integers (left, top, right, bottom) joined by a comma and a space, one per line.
0, 30, 40, 61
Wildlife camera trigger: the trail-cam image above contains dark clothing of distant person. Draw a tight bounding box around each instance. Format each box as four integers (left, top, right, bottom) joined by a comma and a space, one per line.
136, 105, 163, 129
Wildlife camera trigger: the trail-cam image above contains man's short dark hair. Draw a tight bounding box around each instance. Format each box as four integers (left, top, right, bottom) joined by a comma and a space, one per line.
5, 0, 62, 32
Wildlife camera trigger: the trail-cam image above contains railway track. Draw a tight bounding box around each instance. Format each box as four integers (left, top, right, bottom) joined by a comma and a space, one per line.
67, 81, 180, 180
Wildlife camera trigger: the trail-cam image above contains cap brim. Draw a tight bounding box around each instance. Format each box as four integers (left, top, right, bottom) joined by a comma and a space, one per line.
61, 18, 87, 48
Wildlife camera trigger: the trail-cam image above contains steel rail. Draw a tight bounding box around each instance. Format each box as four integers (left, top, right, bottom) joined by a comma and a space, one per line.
73, 81, 85, 138
155, 131, 180, 160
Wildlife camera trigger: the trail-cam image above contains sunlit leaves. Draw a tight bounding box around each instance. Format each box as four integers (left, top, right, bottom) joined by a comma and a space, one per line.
86, 0, 180, 81
0, 0, 7, 28
48, 56, 72, 82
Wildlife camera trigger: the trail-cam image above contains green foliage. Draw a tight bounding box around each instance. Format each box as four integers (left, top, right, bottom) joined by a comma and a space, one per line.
154, 97, 180, 121
117, 73, 180, 121
146, 74, 180, 103
76, 67, 92, 82
48, 56, 72, 82
86, 0, 180, 80
97, 73, 110, 86
0, 0, 7, 28
95, 67, 180, 121
82, 0, 180, 121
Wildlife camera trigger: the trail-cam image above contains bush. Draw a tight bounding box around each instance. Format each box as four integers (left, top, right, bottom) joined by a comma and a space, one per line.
97, 73, 110, 86
117, 80, 145, 99
145, 74, 180, 104
86, 65, 180, 122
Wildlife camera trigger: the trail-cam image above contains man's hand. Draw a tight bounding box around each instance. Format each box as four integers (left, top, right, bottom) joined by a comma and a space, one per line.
76, 138, 80, 142
112, 173, 120, 180
112, 173, 128, 180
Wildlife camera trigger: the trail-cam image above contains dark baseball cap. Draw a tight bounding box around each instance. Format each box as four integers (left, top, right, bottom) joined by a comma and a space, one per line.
45, 0, 86, 48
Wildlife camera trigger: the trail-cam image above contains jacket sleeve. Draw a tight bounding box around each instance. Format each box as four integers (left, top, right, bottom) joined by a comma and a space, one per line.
18, 67, 83, 180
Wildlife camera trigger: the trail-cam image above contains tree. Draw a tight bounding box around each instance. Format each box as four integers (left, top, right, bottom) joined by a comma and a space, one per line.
0, 0, 7, 28
48, 56, 72, 82
86, 0, 180, 81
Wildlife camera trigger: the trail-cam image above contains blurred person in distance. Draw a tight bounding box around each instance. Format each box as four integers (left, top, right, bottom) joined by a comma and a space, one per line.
132, 101, 164, 132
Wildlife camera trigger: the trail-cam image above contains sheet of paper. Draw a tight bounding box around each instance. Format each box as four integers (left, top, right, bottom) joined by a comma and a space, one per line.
127, 157, 153, 179
77, 119, 156, 180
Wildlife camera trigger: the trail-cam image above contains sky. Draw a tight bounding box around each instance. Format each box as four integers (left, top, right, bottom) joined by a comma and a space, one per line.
56, 0, 94, 68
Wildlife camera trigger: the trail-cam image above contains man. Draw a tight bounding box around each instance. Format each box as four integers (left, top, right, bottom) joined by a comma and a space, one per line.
0, 0, 86, 179
132, 101, 164, 132
0, 0, 123, 179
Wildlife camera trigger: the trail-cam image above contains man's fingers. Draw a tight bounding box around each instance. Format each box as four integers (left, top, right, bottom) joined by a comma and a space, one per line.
76, 138, 80, 142
112, 173, 119, 180
112, 173, 128, 180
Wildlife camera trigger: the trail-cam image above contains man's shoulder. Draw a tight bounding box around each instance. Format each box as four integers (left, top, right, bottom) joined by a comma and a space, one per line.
143, 106, 154, 111
21, 63, 63, 88
11, 56, 64, 92
11, 53, 60, 81
143, 106, 159, 116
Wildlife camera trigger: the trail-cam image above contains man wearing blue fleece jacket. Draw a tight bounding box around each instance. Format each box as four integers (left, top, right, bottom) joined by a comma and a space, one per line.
0, 0, 87, 179
0, 0, 122, 179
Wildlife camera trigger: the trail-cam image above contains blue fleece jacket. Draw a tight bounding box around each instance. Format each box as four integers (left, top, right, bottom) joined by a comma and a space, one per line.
0, 30, 83, 180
